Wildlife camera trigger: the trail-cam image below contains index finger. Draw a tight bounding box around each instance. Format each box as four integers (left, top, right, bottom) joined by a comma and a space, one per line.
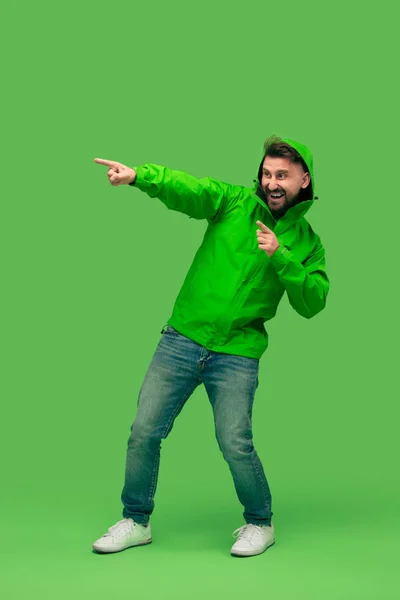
256, 220, 272, 233
94, 158, 117, 168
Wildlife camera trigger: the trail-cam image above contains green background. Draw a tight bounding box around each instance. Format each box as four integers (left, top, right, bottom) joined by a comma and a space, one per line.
1, 1, 398, 598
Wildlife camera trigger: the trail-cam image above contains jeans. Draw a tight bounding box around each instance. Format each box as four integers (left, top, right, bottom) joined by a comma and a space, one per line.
121, 326, 273, 526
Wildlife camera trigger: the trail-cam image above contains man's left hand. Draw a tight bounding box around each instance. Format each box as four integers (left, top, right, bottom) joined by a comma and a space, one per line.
256, 221, 280, 257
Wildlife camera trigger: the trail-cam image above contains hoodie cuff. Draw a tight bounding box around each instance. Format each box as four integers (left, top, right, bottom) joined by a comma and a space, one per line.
269, 244, 291, 267
128, 165, 141, 187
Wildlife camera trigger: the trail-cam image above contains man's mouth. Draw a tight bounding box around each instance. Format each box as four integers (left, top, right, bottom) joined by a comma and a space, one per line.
268, 191, 285, 200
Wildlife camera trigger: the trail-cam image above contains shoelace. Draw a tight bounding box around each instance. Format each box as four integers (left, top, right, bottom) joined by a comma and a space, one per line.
232, 524, 263, 542
105, 519, 134, 539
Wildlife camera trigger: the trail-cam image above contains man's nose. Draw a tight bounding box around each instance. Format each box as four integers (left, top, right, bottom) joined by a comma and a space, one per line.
268, 179, 279, 191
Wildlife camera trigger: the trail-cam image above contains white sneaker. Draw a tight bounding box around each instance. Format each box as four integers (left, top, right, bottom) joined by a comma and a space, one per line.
231, 523, 275, 557
92, 518, 152, 553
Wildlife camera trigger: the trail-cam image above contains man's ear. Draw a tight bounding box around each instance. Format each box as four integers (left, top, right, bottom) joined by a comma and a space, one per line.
301, 172, 311, 189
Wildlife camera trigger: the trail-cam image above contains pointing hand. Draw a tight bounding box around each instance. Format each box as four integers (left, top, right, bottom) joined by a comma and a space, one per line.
256, 221, 280, 257
94, 158, 136, 186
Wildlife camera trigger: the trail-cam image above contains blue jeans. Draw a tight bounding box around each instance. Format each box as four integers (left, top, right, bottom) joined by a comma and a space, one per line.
121, 326, 272, 526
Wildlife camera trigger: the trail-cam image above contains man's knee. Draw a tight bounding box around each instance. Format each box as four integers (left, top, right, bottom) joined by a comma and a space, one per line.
127, 419, 162, 449
216, 431, 253, 461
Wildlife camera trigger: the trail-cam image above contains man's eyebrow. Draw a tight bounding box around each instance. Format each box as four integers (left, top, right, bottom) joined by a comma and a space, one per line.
262, 168, 289, 173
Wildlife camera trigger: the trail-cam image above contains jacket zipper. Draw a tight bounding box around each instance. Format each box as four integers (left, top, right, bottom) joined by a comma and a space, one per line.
213, 189, 281, 343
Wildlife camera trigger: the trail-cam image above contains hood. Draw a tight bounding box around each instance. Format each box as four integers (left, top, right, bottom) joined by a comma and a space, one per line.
253, 137, 319, 214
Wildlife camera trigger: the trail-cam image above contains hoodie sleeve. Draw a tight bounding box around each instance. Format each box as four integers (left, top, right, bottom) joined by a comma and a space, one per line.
131, 164, 241, 221
268, 237, 329, 318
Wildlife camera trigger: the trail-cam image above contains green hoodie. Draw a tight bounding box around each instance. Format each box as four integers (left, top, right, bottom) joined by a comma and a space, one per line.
130, 138, 329, 359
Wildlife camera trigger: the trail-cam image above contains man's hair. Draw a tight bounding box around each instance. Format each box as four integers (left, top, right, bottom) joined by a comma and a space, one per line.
258, 134, 313, 201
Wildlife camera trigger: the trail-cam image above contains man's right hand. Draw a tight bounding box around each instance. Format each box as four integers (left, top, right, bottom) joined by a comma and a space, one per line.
94, 158, 136, 186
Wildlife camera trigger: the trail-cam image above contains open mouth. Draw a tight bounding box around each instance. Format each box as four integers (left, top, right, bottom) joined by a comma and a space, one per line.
269, 192, 284, 200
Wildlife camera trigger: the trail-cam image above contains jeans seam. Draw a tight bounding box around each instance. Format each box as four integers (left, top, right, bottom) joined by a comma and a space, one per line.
248, 368, 272, 520
251, 450, 270, 506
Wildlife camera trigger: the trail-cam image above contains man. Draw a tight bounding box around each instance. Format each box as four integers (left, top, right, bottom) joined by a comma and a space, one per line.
92, 135, 329, 557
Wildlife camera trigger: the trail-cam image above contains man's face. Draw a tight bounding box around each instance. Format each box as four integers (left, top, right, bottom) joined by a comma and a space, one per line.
260, 156, 310, 217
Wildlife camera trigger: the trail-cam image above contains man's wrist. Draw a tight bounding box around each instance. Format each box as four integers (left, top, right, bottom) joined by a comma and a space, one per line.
128, 168, 137, 186
268, 243, 280, 257
269, 244, 291, 265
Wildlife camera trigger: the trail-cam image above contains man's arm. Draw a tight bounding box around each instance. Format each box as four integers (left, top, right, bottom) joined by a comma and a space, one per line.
131, 164, 242, 221
268, 238, 330, 319
94, 158, 242, 222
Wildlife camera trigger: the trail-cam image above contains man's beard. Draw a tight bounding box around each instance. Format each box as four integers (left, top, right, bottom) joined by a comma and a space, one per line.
264, 188, 297, 219
256, 181, 301, 220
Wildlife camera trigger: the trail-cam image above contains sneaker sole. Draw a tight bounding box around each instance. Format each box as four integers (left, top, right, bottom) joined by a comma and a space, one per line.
92, 538, 152, 554
231, 539, 275, 557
